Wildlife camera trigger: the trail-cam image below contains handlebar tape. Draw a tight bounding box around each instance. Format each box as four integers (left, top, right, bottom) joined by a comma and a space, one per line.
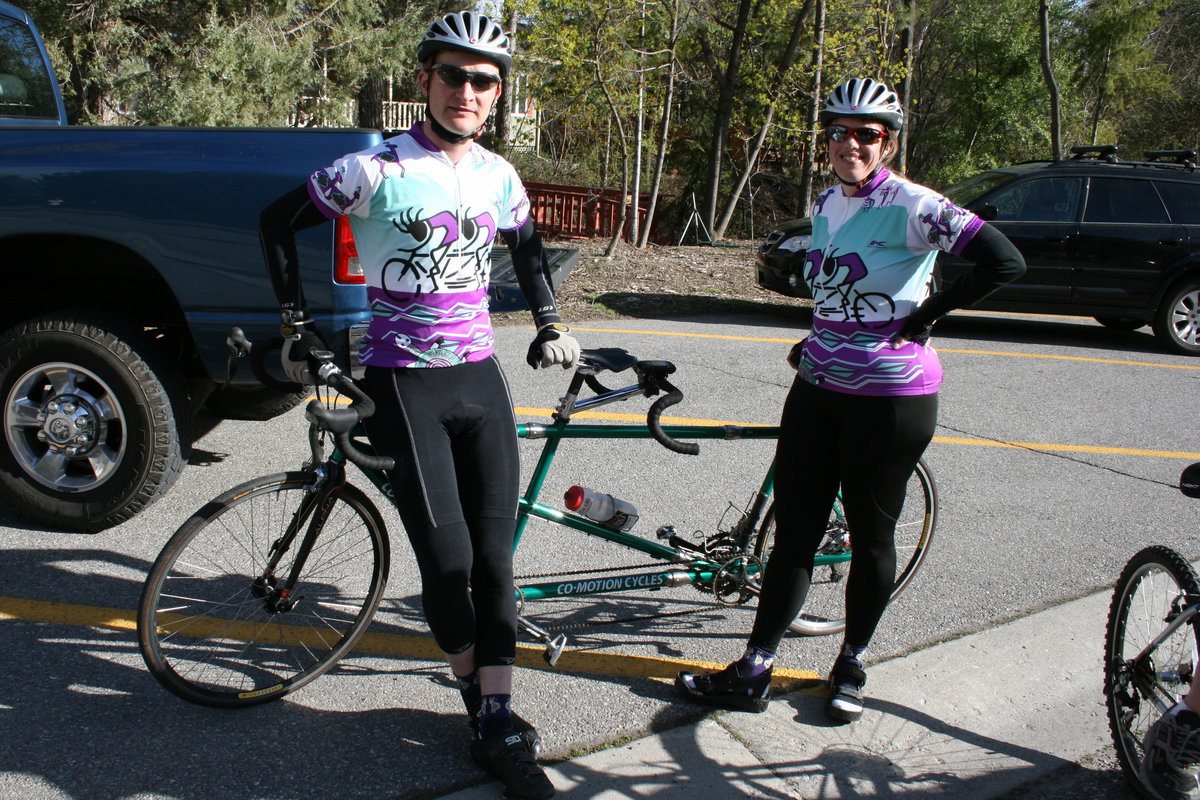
646, 381, 700, 456
307, 372, 396, 471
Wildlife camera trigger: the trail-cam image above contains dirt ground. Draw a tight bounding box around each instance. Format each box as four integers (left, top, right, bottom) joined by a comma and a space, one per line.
495, 236, 810, 326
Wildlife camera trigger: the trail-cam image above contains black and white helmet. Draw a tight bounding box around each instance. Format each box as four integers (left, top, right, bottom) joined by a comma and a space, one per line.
417, 10, 512, 78
819, 78, 904, 131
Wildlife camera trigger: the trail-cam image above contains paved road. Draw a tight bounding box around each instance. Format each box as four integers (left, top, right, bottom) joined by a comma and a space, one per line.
1, 308, 1196, 799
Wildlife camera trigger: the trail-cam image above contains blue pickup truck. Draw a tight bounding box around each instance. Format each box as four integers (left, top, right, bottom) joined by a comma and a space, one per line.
0, 2, 574, 531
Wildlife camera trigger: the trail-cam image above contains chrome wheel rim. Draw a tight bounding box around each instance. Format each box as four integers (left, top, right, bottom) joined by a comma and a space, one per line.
5, 362, 126, 492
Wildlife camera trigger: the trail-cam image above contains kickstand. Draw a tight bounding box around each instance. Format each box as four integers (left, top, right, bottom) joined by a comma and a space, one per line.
518, 615, 568, 666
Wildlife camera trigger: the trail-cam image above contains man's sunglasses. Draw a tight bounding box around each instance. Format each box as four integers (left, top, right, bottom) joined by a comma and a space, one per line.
428, 64, 502, 92
826, 125, 889, 145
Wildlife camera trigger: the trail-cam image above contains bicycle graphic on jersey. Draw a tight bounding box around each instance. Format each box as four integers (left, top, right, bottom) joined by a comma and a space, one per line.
804, 247, 897, 329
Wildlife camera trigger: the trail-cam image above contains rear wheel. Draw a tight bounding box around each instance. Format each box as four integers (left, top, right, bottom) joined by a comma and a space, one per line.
137, 473, 390, 708
0, 314, 186, 531
754, 458, 938, 636
1152, 278, 1200, 356
1105, 545, 1200, 797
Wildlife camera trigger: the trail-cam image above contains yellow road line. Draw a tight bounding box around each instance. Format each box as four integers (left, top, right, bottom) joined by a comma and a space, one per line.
0, 595, 819, 688
572, 327, 1200, 371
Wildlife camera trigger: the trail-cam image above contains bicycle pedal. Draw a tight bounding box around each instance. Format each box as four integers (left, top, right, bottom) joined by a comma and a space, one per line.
543, 634, 568, 666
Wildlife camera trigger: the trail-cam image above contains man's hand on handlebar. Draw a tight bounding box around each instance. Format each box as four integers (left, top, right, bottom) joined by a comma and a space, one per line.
279, 307, 328, 386
527, 323, 580, 370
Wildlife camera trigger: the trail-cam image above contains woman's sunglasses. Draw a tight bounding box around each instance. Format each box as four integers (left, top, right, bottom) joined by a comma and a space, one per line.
428, 63, 502, 93
826, 125, 889, 145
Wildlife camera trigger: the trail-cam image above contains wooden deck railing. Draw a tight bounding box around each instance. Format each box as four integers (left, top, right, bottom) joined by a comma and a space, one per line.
524, 182, 650, 242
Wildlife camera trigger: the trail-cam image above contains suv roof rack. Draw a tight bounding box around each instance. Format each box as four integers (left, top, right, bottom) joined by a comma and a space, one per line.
1145, 150, 1197, 169
1069, 145, 1120, 163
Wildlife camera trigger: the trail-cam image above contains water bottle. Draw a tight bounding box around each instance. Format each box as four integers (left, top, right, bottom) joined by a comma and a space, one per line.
564, 485, 639, 532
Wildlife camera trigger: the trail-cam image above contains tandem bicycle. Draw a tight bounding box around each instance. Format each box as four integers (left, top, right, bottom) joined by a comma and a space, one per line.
136, 342, 938, 708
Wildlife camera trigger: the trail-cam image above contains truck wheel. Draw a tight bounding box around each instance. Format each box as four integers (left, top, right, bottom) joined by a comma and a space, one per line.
0, 315, 187, 531
1152, 278, 1200, 356
203, 384, 306, 421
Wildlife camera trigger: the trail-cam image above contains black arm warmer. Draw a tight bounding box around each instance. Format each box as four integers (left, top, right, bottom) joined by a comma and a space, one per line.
259, 183, 332, 310
907, 222, 1027, 327
502, 218, 561, 328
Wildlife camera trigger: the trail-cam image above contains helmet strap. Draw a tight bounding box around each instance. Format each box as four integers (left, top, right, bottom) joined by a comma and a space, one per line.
837, 165, 882, 190
423, 96, 497, 146
424, 101, 484, 144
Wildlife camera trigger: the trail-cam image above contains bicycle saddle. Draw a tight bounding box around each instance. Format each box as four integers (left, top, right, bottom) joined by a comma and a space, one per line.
580, 348, 638, 373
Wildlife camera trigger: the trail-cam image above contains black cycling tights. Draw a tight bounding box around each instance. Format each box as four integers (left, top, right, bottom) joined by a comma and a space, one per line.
363, 357, 519, 668
750, 378, 938, 654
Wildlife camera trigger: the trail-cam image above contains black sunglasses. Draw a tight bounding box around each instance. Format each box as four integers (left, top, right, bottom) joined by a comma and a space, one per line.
826, 125, 888, 145
428, 63, 502, 92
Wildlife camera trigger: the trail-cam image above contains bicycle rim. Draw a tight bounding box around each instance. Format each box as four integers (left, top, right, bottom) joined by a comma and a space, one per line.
137, 472, 390, 708
1105, 545, 1200, 797
755, 458, 938, 637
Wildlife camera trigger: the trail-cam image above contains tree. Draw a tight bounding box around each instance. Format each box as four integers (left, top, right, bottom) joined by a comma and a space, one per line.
1070, 0, 1172, 146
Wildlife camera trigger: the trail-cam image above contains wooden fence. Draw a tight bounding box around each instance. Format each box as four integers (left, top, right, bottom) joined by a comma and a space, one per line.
524, 182, 651, 242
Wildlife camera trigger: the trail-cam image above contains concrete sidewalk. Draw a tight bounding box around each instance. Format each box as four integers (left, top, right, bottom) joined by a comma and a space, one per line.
436, 587, 1112, 799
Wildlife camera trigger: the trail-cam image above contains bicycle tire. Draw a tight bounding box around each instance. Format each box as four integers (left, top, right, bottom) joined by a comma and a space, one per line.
137, 472, 390, 708
753, 457, 938, 637
1105, 545, 1200, 798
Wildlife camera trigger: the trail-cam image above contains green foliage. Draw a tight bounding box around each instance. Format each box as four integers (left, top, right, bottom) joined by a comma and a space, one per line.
16, 0, 1200, 234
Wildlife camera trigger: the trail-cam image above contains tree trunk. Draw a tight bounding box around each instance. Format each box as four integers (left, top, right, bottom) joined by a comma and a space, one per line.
639, 0, 685, 249
355, 77, 387, 132
712, 0, 814, 240
799, 0, 826, 216
1039, 0, 1062, 160
699, 0, 754, 240
897, 0, 917, 172
596, 51, 629, 255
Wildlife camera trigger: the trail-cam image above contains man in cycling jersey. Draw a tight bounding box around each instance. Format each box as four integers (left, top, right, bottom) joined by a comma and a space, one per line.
260, 11, 570, 799
676, 78, 1024, 725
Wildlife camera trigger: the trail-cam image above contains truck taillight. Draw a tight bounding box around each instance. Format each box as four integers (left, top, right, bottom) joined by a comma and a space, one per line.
334, 215, 364, 284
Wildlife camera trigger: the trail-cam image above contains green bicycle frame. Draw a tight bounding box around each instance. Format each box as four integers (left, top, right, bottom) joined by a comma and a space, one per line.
511, 420, 783, 601
338, 418, 853, 604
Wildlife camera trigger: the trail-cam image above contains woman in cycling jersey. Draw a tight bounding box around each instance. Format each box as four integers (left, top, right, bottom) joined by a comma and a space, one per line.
676, 78, 1025, 723
260, 11, 569, 799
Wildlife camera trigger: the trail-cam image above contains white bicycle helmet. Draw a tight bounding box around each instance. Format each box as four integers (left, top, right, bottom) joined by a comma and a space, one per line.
417, 10, 512, 78
819, 78, 904, 131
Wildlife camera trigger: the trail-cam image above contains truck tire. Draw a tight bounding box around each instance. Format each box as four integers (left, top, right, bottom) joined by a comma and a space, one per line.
203, 384, 306, 421
0, 315, 187, 532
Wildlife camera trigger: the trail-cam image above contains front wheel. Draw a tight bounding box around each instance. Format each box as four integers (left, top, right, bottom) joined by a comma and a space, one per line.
137, 473, 390, 708
1152, 278, 1200, 356
754, 458, 938, 637
1105, 545, 1200, 797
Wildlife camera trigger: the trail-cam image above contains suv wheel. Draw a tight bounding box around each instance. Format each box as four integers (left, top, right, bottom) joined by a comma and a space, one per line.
0, 315, 187, 531
1152, 278, 1200, 356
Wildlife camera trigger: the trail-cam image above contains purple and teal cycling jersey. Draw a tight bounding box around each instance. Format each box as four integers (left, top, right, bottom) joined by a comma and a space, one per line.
307, 125, 531, 368
799, 168, 983, 396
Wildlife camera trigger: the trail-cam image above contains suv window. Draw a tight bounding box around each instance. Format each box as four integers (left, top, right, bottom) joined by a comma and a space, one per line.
0, 16, 59, 121
1084, 177, 1170, 225
988, 176, 1083, 222
1155, 181, 1200, 225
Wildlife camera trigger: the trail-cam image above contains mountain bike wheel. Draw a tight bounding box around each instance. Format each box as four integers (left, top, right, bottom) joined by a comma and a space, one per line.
137, 472, 390, 708
753, 457, 937, 637
1105, 545, 1200, 797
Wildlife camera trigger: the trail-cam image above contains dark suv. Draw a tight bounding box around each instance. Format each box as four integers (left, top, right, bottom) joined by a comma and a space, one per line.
756, 146, 1200, 355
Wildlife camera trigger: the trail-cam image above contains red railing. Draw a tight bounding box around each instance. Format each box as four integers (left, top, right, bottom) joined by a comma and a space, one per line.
524, 182, 650, 241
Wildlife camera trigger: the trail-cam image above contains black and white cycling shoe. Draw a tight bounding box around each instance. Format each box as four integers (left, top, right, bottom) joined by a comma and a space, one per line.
674, 661, 771, 713
825, 655, 867, 723
470, 728, 555, 800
